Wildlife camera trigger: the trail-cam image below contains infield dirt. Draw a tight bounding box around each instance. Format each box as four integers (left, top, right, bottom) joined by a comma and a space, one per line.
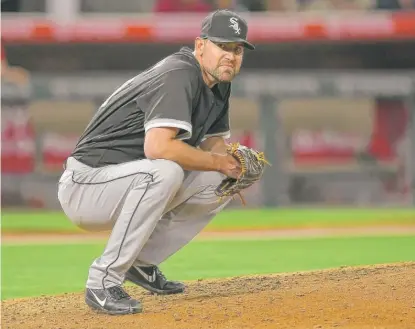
2, 262, 414, 329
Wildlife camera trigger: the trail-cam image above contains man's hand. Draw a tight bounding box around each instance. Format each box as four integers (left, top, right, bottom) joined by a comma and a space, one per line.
200, 136, 242, 178
215, 143, 270, 204
212, 153, 242, 179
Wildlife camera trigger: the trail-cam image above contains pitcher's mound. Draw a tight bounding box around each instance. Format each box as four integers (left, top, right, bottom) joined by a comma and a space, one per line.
3, 262, 415, 329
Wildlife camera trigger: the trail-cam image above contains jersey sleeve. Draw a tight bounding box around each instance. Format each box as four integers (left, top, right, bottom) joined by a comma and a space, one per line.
204, 86, 231, 140
139, 69, 197, 140
204, 108, 231, 140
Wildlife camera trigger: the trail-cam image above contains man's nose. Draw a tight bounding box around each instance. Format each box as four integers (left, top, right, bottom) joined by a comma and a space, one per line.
224, 51, 236, 61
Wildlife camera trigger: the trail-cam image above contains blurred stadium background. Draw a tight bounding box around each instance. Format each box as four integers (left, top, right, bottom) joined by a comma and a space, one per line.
2, 0, 415, 210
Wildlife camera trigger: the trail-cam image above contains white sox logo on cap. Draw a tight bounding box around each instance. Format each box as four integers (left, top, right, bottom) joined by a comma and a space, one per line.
200, 10, 255, 50
229, 17, 241, 35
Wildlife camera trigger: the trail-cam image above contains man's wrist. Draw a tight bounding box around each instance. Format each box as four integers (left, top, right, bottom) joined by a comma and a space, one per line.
210, 152, 224, 172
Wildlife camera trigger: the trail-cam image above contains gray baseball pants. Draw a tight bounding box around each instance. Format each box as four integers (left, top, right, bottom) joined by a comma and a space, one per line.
58, 157, 230, 289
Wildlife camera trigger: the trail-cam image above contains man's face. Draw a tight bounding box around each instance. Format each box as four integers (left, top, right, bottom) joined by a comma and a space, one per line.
198, 38, 244, 83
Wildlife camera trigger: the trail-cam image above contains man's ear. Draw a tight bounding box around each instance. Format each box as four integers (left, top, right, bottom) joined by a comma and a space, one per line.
195, 37, 205, 55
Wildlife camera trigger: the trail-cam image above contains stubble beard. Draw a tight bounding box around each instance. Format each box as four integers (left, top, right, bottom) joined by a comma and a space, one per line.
207, 66, 236, 83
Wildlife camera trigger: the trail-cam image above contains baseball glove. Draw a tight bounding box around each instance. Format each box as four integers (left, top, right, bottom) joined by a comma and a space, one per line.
215, 142, 270, 205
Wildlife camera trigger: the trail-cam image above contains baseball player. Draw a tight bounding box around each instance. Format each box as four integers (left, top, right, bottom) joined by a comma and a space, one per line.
58, 9, 255, 315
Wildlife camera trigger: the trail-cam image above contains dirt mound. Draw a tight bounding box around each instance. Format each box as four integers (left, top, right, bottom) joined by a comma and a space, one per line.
2, 262, 415, 329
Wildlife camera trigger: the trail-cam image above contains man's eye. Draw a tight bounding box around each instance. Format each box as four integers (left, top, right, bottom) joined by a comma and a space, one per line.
235, 47, 243, 55
216, 42, 243, 55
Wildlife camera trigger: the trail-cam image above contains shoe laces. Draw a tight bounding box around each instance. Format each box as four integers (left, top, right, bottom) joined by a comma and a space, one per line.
108, 286, 131, 300
154, 266, 166, 281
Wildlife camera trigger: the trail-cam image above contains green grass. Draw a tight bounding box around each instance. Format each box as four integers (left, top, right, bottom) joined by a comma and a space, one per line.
2, 235, 414, 300
2, 208, 415, 233
207, 208, 415, 230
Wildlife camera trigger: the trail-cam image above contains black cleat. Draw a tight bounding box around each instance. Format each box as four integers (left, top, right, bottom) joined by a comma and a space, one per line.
85, 285, 142, 315
125, 265, 185, 295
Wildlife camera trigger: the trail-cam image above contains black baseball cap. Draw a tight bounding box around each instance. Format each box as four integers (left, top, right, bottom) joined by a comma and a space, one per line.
200, 9, 255, 50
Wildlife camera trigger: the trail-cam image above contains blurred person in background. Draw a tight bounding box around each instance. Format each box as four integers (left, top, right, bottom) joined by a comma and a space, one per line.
1, 41, 30, 86
154, 0, 213, 12
362, 97, 408, 162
